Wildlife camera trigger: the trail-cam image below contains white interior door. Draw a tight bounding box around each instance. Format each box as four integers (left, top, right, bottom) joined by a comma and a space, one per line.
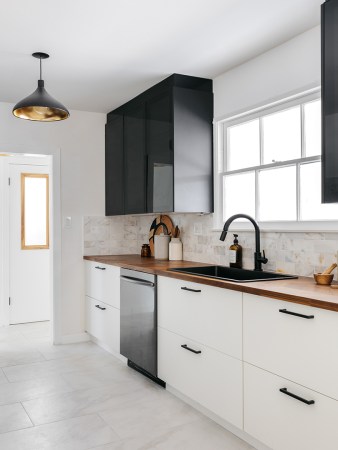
9, 163, 51, 324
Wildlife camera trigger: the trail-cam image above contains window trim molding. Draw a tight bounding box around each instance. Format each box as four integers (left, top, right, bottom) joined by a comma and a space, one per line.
213, 87, 338, 232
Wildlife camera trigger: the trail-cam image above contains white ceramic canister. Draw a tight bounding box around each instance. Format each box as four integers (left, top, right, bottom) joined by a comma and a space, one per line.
154, 234, 170, 260
169, 237, 183, 261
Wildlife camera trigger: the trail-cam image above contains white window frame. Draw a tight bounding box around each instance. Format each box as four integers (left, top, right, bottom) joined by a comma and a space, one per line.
213, 87, 338, 232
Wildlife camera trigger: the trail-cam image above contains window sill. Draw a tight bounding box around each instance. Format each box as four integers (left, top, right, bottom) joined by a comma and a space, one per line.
212, 221, 338, 233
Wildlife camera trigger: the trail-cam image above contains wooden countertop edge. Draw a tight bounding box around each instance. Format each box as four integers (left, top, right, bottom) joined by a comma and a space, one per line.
84, 255, 338, 312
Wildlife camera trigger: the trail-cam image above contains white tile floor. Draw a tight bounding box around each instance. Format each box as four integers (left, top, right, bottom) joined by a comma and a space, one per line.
0, 322, 256, 449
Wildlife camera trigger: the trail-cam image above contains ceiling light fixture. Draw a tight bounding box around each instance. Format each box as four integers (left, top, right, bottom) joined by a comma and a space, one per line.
12, 52, 69, 122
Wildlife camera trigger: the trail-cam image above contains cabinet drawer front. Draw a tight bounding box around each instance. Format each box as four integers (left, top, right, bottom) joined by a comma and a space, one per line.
85, 296, 120, 353
244, 363, 338, 450
243, 293, 338, 400
85, 261, 120, 308
158, 327, 243, 429
158, 276, 242, 359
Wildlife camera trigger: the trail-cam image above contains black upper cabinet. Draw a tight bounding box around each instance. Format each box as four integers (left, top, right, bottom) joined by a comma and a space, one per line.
146, 91, 173, 213
105, 114, 124, 215
124, 102, 146, 214
322, 0, 338, 202
105, 74, 213, 215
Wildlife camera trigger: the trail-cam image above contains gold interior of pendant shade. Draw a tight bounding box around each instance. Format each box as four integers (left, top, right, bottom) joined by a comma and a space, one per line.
13, 106, 69, 121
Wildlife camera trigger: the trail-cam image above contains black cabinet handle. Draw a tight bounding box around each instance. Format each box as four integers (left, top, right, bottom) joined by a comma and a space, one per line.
181, 344, 202, 354
95, 304, 106, 310
279, 308, 314, 319
279, 388, 315, 405
95, 266, 106, 271
181, 287, 201, 293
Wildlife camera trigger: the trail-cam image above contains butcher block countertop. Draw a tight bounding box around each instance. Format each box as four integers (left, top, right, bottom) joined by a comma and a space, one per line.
84, 255, 338, 312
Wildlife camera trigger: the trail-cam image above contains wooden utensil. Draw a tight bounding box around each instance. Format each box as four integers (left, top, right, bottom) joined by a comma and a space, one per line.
322, 263, 337, 275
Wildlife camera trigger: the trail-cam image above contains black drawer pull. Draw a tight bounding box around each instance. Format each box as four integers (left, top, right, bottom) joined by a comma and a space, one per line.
181, 344, 202, 354
279, 388, 315, 405
181, 287, 201, 293
95, 266, 106, 270
95, 304, 106, 310
279, 308, 314, 319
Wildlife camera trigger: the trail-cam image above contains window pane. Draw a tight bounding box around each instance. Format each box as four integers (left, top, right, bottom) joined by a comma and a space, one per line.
227, 119, 260, 170
300, 162, 338, 220
223, 172, 255, 220
258, 166, 296, 221
262, 106, 301, 164
22, 174, 49, 249
304, 100, 321, 157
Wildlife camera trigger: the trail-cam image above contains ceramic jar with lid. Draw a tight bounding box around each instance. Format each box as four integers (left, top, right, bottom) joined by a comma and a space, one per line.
169, 237, 183, 261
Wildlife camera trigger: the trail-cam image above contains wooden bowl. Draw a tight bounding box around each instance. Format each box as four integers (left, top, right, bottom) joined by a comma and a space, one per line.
314, 273, 334, 286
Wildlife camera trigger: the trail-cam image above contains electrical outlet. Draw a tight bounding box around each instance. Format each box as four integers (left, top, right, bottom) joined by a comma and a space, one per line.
193, 223, 202, 235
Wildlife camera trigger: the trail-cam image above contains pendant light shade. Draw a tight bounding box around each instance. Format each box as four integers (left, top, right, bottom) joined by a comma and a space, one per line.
13, 52, 69, 122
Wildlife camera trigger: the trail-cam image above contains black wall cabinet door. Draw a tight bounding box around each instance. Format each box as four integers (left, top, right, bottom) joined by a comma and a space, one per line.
105, 115, 124, 215
124, 103, 146, 214
322, 0, 338, 202
146, 92, 173, 213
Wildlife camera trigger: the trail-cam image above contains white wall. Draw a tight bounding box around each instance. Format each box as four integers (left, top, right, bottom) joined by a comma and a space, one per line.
214, 26, 320, 119
0, 103, 106, 339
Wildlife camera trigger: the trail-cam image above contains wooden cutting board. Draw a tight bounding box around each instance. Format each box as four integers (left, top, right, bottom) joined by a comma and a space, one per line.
149, 215, 174, 256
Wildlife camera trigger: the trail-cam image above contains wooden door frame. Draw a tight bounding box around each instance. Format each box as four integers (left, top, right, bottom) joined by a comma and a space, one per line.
0, 145, 61, 344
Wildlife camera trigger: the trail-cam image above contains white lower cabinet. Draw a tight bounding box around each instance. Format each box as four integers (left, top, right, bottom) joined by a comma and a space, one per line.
85, 296, 120, 353
158, 327, 243, 429
85, 260, 120, 308
243, 293, 338, 400
244, 362, 338, 450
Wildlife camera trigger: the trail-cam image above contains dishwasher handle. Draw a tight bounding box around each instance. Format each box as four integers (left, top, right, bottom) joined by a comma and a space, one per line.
120, 275, 155, 288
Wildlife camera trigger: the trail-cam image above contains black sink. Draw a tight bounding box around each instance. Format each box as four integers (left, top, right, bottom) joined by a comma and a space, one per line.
168, 265, 298, 283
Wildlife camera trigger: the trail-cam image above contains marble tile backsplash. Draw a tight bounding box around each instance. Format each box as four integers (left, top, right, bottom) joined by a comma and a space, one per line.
83, 215, 338, 279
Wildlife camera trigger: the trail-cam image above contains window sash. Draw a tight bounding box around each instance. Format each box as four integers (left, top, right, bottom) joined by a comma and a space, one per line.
214, 88, 338, 230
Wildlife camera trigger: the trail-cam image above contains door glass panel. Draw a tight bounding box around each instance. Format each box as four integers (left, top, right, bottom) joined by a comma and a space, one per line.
21, 173, 49, 249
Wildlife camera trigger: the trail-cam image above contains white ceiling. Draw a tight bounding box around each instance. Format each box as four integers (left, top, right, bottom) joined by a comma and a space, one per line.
0, 0, 322, 113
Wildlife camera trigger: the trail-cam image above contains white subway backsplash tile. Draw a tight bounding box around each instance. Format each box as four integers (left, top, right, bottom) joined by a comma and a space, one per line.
83, 214, 338, 279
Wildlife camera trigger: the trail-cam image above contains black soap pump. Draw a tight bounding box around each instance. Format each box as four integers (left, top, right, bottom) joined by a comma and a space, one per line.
229, 234, 242, 269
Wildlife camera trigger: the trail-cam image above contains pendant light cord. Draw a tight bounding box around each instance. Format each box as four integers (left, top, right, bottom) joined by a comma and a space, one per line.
39, 57, 42, 80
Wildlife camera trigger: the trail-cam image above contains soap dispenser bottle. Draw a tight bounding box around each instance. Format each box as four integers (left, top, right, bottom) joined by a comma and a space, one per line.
229, 234, 242, 268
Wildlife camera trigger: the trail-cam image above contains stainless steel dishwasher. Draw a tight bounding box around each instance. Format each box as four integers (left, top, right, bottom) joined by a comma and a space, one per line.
120, 268, 164, 386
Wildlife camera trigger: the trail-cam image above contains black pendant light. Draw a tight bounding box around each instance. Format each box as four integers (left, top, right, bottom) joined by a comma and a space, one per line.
13, 52, 69, 122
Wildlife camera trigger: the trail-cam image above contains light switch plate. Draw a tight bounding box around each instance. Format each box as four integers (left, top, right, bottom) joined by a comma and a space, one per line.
64, 216, 72, 228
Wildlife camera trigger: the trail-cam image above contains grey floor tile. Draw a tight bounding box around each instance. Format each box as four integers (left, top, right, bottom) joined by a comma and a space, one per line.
98, 388, 202, 440
90, 418, 256, 450
60, 361, 148, 391
0, 347, 45, 368
22, 377, 153, 425
0, 413, 119, 450
0, 369, 8, 384
0, 403, 33, 434
36, 341, 106, 361
0, 376, 73, 406
3, 352, 117, 382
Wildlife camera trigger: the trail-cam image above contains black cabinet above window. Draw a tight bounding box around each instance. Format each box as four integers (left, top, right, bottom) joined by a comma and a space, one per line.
105, 74, 213, 215
322, 0, 338, 202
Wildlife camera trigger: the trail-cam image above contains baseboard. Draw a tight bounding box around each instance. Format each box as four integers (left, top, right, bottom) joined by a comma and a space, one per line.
166, 385, 271, 450
60, 332, 90, 344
